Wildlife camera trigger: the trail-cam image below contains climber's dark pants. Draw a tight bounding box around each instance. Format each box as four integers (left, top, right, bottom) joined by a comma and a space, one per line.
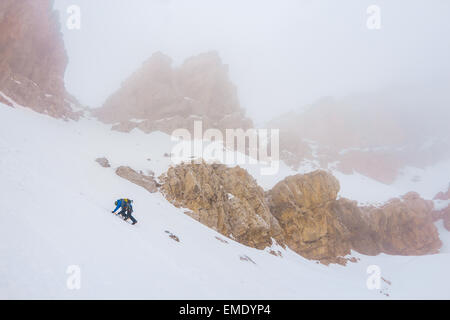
124, 208, 137, 224
117, 208, 127, 218
117, 207, 137, 224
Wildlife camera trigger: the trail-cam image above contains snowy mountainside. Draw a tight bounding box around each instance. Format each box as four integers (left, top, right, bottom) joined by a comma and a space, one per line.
1, 102, 450, 299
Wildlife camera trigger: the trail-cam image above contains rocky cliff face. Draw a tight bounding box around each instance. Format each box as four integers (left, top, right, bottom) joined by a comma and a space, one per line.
0, 0, 79, 118
159, 163, 441, 263
159, 161, 284, 249
268, 173, 441, 262
330, 198, 382, 255
95, 51, 252, 134
363, 192, 441, 255
266, 171, 352, 262
333, 193, 441, 256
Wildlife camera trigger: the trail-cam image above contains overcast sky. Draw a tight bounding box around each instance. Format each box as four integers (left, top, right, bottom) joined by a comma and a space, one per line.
54, 0, 450, 125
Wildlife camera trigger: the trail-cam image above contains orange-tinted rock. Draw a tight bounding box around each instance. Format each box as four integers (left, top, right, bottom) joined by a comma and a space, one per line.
95, 51, 252, 134
0, 0, 79, 119
159, 161, 284, 249
363, 192, 441, 255
330, 198, 381, 256
332, 194, 441, 256
267, 170, 352, 262
157, 162, 443, 263
267, 171, 442, 262
116, 166, 159, 193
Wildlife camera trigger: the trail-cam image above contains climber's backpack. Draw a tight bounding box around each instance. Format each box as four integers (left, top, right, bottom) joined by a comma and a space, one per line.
122, 198, 133, 208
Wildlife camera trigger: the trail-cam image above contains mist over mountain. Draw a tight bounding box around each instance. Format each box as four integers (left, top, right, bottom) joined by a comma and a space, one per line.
269, 84, 450, 183
1, 0, 450, 300
53, 0, 450, 124
94, 51, 252, 134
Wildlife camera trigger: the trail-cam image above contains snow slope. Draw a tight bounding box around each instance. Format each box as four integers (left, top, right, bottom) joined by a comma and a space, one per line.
334, 166, 450, 206
1, 102, 450, 299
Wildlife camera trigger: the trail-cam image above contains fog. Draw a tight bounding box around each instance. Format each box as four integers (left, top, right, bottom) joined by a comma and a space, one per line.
54, 0, 450, 125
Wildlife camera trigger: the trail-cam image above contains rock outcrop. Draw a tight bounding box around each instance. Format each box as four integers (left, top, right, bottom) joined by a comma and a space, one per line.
335, 192, 442, 256
361, 192, 441, 255
267, 171, 441, 262
95, 157, 111, 168
116, 166, 159, 193
95, 51, 252, 134
159, 161, 284, 249
158, 163, 442, 263
267, 171, 353, 262
0, 0, 79, 119
330, 198, 381, 256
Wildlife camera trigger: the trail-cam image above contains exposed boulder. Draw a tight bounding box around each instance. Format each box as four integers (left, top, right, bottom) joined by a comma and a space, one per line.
267, 170, 352, 263
267, 171, 442, 262
158, 163, 442, 263
330, 198, 381, 256
116, 166, 159, 193
159, 161, 284, 249
0, 0, 80, 119
95, 157, 111, 168
95, 51, 252, 134
333, 193, 441, 256
361, 192, 441, 255
165, 231, 180, 243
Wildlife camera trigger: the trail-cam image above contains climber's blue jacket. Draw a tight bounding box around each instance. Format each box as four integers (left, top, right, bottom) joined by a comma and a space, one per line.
112, 199, 131, 213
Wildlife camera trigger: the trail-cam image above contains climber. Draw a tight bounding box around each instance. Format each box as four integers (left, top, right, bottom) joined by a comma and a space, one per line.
112, 198, 138, 225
